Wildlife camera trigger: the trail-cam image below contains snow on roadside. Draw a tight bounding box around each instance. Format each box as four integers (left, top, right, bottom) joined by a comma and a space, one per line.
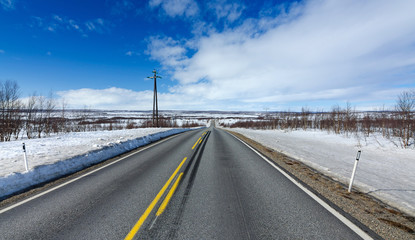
226, 128, 415, 217
0, 128, 195, 199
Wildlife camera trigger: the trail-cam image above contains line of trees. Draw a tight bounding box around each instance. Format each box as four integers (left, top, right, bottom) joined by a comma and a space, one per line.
221, 91, 415, 148
0, 80, 66, 141
0, 80, 205, 142
2, 80, 413, 147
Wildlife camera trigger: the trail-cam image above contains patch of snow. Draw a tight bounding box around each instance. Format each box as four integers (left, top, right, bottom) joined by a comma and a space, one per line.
0, 128, 196, 199
226, 128, 415, 217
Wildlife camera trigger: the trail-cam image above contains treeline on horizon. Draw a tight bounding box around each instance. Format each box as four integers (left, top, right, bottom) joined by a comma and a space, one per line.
1, 80, 414, 148
221, 93, 415, 148
0, 80, 203, 142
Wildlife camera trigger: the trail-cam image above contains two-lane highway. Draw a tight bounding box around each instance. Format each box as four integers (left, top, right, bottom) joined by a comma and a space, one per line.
0, 127, 375, 239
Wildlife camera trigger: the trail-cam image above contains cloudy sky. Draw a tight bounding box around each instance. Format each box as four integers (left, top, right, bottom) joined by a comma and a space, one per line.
1, 0, 414, 111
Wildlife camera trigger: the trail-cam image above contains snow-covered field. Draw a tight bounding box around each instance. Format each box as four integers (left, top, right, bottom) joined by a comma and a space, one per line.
0, 128, 195, 199
225, 128, 415, 217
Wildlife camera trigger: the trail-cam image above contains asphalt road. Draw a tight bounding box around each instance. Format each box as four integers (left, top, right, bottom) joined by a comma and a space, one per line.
0, 127, 372, 239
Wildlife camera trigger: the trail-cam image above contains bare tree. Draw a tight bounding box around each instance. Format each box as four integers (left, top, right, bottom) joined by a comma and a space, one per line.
25, 92, 39, 139
76, 105, 91, 132
331, 105, 342, 134
344, 102, 356, 135
377, 105, 390, 138
362, 113, 372, 137
35, 96, 45, 138
44, 92, 56, 136
395, 90, 415, 147
59, 98, 68, 133
0, 80, 22, 141
301, 106, 310, 130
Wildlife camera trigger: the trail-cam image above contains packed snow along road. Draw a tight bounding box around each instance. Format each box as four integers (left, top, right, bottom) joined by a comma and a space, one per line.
0, 128, 194, 199
225, 128, 415, 217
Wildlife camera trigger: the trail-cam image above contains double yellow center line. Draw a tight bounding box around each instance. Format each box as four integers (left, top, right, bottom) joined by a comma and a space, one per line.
192, 137, 201, 150
124, 157, 187, 240
191, 131, 206, 150
156, 172, 184, 216
124, 131, 207, 240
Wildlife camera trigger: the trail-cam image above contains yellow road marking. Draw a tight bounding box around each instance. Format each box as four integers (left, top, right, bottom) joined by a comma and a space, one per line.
198, 137, 203, 145
124, 157, 188, 240
192, 137, 201, 150
156, 172, 184, 216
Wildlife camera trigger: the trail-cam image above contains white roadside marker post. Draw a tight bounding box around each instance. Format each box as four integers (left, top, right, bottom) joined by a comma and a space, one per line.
348, 150, 361, 193
22, 143, 29, 172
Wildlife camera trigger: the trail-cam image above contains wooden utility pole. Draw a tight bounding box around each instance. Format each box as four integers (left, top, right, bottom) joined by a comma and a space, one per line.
147, 69, 162, 127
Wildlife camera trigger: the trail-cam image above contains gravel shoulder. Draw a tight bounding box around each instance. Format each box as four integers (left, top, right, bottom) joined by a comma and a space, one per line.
227, 130, 415, 240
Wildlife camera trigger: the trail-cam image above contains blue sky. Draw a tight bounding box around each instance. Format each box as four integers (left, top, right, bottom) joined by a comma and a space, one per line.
1, 0, 415, 111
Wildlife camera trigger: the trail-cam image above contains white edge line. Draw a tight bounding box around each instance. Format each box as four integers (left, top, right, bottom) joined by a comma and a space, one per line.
230, 133, 373, 240
0, 134, 179, 215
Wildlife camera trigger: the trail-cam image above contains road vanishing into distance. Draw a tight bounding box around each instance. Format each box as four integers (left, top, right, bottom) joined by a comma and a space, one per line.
0, 127, 375, 239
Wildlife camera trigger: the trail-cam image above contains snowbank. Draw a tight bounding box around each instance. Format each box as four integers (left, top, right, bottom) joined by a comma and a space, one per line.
226, 128, 415, 217
0, 128, 195, 199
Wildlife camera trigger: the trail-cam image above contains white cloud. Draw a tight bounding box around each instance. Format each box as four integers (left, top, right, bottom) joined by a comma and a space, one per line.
57, 88, 149, 110
124, 50, 140, 56
47, 26, 56, 32
85, 18, 110, 33
30, 16, 43, 28
31, 15, 109, 35
56, 87, 209, 110
0, 0, 15, 10
207, 0, 245, 23
95, 18, 104, 25
148, 0, 415, 110
0, 49, 4, 54
68, 19, 81, 31
149, 0, 199, 18
53, 15, 63, 22
57, 85, 406, 111
85, 22, 96, 31
147, 36, 189, 68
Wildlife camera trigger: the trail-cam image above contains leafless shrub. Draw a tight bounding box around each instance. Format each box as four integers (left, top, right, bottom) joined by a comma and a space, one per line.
182, 121, 203, 128
126, 121, 137, 129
